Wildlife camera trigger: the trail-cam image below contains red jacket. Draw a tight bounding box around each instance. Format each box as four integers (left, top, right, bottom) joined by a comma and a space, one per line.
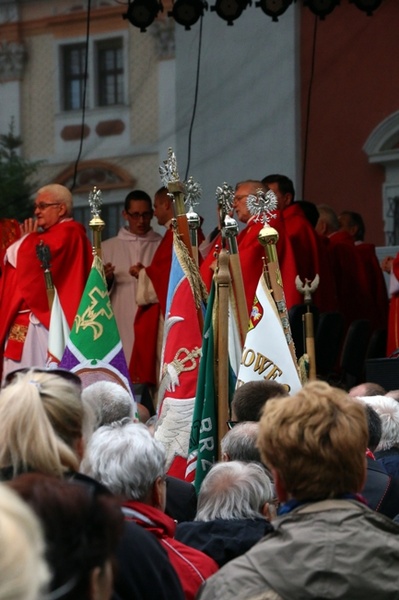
122, 500, 218, 600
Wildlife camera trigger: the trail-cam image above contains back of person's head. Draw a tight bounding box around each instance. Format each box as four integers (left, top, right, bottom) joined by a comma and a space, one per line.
82, 381, 133, 428
0, 369, 83, 477
9, 473, 123, 600
339, 210, 365, 242
386, 390, 399, 402
81, 421, 166, 502
261, 174, 295, 201
196, 461, 273, 522
294, 200, 319, 228
221, 421, 262, 463
363, 404, 382, 452
124, 189, 152, 211
360, 395, 399, 451
258, 381, 368, 501
232, 380, 288, 422
349, 382, 386, 398
0, 483, 49, 600
316, 204, 340, 234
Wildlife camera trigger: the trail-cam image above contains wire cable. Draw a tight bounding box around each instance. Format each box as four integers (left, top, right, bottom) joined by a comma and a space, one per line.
184, 15, 204, 180
71, 0, 92, 191
301, 13, 318, 199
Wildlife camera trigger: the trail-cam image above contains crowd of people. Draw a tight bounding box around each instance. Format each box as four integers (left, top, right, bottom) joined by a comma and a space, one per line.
0, 370, 399, 599
2, 177, 399, 598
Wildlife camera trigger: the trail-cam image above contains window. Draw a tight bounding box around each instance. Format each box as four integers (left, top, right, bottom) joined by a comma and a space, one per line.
74, 202, 124, 239
61, 37, 124, 112
62, 44, 87, 111
97, 38, 124, 106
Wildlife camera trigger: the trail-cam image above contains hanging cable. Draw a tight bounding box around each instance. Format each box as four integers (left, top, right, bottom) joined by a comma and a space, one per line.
184, 15, 204, 180
71, 0, 92, 191
301, 13, 317, 199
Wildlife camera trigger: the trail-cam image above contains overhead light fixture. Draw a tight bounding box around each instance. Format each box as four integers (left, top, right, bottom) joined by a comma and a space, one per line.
304, 0, 339, 19
169, 0, 208, 29
211, 0, 249, 26
123, 0, 162, 32
255, 0, 292, 21
350, 0, 382, 16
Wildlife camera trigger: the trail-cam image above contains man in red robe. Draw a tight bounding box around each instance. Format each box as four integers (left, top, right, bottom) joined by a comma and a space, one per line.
129, 187, 174, 387
316, 205, 371, 332
0, 184, 93, 380
339, 210, 388, 334
263, 174, 337, 313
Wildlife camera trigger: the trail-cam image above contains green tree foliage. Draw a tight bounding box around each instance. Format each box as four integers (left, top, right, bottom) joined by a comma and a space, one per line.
0, 120, 44, 220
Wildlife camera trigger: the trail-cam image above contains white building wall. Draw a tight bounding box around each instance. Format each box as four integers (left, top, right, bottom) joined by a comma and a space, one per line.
175, 5, 300, 234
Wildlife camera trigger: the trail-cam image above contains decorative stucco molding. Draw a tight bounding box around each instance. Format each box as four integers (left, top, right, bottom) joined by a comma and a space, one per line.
0, 41, 27, 82
150, 19, 175, 60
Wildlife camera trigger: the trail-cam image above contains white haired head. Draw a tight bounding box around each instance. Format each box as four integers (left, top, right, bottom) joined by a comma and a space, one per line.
359, 395, 399, 451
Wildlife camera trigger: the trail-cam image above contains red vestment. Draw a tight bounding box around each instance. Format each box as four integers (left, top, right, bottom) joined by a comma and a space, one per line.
355, 242, 388, 333
323, 231, 371, 331
0, 220, 92, 373
237, 214, 302, 314
282, 204, 337, 312
130, 228, 173, 385
387, 252, 399, 355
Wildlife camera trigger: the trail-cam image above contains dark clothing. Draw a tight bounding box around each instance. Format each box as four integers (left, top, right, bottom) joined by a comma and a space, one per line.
175, 517, 273, 567
363, 456, 399, 518
198, 499, 399, 600
113, 520, 185, 600
165, 475, 197, 522
375, 447, 399, 479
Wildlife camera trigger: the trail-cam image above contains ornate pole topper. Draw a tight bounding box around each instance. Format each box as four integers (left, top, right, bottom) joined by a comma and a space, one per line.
36, 240, 55, 311
185, 176, 202, 266
88, 186, 105, 259
295, 274, 320, 381
160, 148, 193, 259
248, 188, 298, 370
217, 183, 248, 346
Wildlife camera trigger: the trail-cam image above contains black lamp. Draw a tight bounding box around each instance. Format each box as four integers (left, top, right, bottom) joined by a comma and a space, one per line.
255, 0, 292, 21
350, 0, 382, 16
211, 0, 249, 26
304, 0, 339, 19
123, 0, 162, 32
169, 0, 208, 29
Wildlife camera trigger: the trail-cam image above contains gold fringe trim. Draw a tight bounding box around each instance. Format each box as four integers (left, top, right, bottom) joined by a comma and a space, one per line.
173, 224, 208, 308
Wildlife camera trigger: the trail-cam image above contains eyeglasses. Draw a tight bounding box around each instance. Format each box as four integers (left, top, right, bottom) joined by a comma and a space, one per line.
33, 202, 61, 210
233, 195, 248, 202
226, 420, 239, 430
3, 367, 82, 390
126, 211, 153, 220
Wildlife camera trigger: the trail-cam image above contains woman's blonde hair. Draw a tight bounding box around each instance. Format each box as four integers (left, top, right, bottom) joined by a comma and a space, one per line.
0, 369, 83, 477
258, 381, 368, 500
0, 482, 49, 600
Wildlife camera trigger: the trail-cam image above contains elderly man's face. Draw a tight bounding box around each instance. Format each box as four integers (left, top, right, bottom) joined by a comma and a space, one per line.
33, 190, 67, 230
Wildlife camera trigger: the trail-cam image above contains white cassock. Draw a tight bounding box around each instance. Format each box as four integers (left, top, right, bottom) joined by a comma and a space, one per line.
102, 226, 162, 364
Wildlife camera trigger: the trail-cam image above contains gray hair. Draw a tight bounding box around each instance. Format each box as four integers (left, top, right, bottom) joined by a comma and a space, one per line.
81, 421, 166, 501
81, 381, 133, 428
221, 421, 262, 463
316, 204, 339, 233
36, 184, 73, 216
360, 395, 399, 451
196, 461, 273, 521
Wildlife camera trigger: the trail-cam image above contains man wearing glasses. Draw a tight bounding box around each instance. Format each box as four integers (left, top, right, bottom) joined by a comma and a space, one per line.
0, 184, 93, 382
102, 190, 161, 364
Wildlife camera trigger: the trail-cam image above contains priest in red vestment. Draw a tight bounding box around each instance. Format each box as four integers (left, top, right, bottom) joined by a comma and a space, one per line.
129, 187, 175, 387
262, 175, 337, 313
0, 184, 93, 380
